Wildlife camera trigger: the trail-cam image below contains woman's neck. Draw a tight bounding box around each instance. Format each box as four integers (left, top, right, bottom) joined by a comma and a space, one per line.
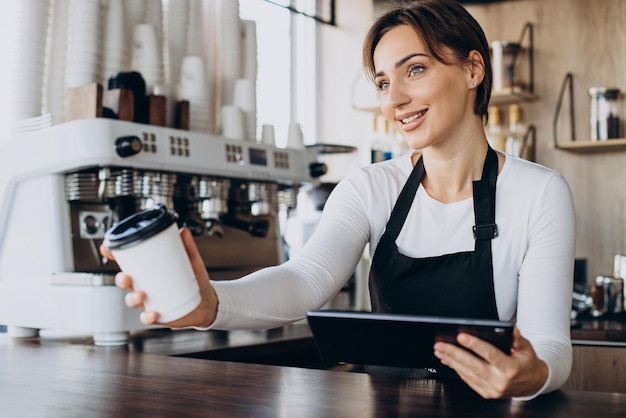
414, 138, 500, 204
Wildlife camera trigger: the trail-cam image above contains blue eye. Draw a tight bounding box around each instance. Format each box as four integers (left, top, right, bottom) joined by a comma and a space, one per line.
376, 80, 389, 91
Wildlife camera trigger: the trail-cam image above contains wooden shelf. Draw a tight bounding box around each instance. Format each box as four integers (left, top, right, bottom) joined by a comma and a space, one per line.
490, 88, 538, 106
553, 138, 626, 152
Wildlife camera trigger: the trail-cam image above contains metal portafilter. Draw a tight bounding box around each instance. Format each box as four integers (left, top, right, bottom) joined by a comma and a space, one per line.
190, 177, 231, 237
135, 171, 177, 212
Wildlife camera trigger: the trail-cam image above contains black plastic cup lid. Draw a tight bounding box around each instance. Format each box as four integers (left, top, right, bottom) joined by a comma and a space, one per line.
103, 204, 179, 250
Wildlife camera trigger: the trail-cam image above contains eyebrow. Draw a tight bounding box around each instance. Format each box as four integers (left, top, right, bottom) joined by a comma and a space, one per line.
374, 53, 427, 78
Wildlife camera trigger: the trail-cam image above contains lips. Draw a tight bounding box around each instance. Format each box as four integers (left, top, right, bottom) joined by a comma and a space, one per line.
397, 109, 427, 131
399, 109, 427, 124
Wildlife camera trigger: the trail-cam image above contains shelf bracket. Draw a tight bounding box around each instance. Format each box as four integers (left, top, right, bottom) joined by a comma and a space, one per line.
509, 22, 534, 97
552, 72, 576, 149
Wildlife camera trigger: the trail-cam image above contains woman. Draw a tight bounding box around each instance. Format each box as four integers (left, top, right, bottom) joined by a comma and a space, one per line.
102, 0, 575, 400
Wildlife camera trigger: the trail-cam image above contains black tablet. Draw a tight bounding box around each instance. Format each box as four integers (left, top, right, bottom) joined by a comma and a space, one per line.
306, 310, 514, 369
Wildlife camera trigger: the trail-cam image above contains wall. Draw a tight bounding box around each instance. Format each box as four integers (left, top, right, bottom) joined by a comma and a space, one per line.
466, 0, 626, 283
319, 0, 626, 285
317, 0, 375, 182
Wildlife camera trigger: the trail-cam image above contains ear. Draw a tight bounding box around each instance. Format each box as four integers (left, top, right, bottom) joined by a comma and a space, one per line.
466, 50, 485, 88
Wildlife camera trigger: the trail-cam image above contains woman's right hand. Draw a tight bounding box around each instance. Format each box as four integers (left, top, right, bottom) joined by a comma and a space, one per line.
100, 227, 219, 329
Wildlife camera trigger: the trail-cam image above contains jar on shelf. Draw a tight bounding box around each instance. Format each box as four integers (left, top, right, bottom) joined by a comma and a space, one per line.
589, 87, 621, 141
491, 41, 521, 92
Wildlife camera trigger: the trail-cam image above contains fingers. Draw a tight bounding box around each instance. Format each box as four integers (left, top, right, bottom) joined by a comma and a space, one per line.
457, 332, 506, 366
511, 326, 529, 352
121, 285, 159, 325
99, 243, 115, 261
114, 272, 133, 289
139, 311, 159, 325
434, 328, 549, 399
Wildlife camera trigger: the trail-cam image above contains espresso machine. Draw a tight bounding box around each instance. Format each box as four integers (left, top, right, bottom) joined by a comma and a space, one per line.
0, 118, 323, 345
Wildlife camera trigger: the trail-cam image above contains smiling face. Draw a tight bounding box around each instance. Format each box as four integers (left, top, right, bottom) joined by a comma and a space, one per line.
373, 25, 479, 151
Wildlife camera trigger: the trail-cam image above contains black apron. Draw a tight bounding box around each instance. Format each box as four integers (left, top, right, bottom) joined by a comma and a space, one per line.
366, 147, 499, 378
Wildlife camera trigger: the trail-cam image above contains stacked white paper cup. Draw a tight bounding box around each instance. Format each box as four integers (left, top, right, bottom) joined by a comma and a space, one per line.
179, 56, 210, 133
233, 78, 257, 141
11, 113, 53, 134
186, 0, 205, 57
131, 23, 165, 94
7, 0, 50, 122
162, 0, 189, 127
145, 0, 163, 49
241, 20, 258, 82
287, 122, 305, 149
219, 0, 242, 108
220, 105, 245, 140
201, 0, 220, 134
45, 0, 69, 124
163, 0, 188, 93
261, 124, 276, 146
65, 0, 102, 88
101, 0, 126, 86
124, 0, 146, 69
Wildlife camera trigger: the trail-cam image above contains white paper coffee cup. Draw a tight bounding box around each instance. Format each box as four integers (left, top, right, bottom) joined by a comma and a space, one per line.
104, 205, 201, 323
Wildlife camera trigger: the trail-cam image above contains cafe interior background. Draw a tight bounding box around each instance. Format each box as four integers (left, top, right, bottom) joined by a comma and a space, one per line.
0, 0, 625, 336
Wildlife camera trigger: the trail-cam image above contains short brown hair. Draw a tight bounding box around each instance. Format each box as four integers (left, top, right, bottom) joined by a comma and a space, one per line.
363, 0, 492, 122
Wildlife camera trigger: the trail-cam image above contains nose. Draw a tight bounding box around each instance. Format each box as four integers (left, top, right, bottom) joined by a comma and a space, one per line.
382, 81, 411, 111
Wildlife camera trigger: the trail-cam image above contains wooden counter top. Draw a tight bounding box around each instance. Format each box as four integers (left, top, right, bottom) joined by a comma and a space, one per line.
572, 314, 626, 345
3, 327, 626, 417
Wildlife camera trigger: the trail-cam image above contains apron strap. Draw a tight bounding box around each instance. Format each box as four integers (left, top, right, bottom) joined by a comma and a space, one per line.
472, 147, 499, 251
378, 156, 425, 246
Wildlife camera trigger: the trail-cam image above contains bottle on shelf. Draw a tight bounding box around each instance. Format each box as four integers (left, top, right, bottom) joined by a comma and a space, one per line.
486, 106, 507, 152
369, 114, 384, 163
370, 116, 402, 163
506, 104, 525, 157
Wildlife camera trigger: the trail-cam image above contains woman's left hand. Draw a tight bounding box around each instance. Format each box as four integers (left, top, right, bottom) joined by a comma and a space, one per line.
433, 327, 548, 399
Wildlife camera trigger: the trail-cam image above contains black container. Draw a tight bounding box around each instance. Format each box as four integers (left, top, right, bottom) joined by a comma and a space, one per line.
108, 71, 148, 124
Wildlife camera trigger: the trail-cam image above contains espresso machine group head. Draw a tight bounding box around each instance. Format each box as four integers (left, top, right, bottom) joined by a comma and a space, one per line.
0, 118, 324, 345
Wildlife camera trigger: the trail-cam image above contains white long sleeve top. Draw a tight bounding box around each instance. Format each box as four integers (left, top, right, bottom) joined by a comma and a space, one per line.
210, 152, 576, 398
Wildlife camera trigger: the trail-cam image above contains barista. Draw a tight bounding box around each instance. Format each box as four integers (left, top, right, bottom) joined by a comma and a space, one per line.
101, 0, 575, 400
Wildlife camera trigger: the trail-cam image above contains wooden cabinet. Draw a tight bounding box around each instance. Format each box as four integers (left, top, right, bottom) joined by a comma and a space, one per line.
563, 344, 626, 393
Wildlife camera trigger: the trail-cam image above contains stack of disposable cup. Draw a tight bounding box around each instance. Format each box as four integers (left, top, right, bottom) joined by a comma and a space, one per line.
261, 124, 275, 146
219, 0, 242, 107
163, 0, 189, 127
179, 56, 210, 133
11, 113, 53, 134
45, 0, 69, 124
241, 20, 258, 82
65, 0, 102, 88
163, 0, 188, 91
101, 0, 126, 85
233, 78, 256, 141
202, 0, 220, 134
287, 122, 305, 149
131, 23, 165, 94
187, 0, 204, 57
220, 105, 244, 140
124, 0, 146, 69
7, 0, 50, 122
146, 0, 163, 48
